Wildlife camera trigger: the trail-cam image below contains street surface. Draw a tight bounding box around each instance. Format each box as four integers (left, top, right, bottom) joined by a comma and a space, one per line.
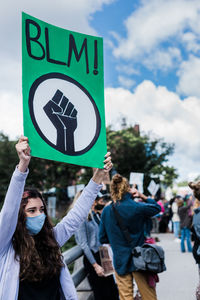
155, 233, 198, 300
77, 233, 198, 299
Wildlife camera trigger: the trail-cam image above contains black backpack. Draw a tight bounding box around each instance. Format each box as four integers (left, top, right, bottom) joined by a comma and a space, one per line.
132, 243, 166, 273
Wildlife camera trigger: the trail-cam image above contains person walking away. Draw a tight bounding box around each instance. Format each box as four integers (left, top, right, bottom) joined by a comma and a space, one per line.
99, 174, 161, 300
177, 198, 192, 253
0, 136, 113, 300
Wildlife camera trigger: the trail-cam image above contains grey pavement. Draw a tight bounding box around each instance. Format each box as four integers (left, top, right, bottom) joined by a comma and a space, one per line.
154, 233, 198, 300
76, 233, 198, 300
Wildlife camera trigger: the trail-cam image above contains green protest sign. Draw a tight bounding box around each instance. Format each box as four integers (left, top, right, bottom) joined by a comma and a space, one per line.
22, 12, 107, 168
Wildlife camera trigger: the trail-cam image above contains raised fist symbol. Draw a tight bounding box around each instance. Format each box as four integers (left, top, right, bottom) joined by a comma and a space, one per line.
43, 89, 77, 154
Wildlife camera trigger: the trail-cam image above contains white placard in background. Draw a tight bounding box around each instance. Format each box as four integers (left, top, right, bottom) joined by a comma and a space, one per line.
76, 184, 85, 192
67, 186, 76, 198
129, 172, 144, 193
148, 180, 160, 196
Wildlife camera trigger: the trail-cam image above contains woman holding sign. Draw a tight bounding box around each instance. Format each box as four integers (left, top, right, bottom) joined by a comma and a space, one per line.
0, 136, 112, 300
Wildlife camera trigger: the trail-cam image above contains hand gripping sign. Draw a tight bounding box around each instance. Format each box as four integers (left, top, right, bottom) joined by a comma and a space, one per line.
22, 13, 107, 168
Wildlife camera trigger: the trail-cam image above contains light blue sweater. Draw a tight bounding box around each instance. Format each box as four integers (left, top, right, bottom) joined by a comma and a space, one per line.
0, 167, 102, 300
75, 212, 102, 265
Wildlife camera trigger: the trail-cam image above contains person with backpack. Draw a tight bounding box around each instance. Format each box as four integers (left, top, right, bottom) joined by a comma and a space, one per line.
99, 174, 161, 300
188, 181, 200, 300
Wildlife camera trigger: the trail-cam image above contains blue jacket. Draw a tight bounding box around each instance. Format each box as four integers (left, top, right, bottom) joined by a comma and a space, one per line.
99, 193, 161, 275
193, 207, 200, 239
75, 212, 101, 265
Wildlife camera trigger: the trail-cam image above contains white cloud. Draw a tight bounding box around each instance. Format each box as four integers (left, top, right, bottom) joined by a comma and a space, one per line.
0, 0, 115, 79
0, 0, 114, 40
0, 91, 23, 140
181, 32, 200, 53
105, 80, 200, 180
109, 31, 122, 45
116, 64, 140, 76
143, 47, 181, 71
118, 75, 135, 89
112, 0, 200, 63
176, 55, 200, 97
0, 59, 21, 93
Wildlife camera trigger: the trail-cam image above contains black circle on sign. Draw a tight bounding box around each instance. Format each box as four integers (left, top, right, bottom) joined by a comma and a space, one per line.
28, 72, 101, 156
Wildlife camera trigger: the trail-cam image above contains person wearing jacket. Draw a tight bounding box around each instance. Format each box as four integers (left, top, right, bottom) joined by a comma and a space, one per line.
75, 193, 119, 300
99, 174, 161, 300
0, 136, 113, 300
188, 181, 200, 300
177, 198, 192, 253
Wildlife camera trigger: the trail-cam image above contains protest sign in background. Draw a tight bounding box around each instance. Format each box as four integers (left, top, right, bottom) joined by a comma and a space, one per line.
22, 12, 107, 168
147, 180, 160, 196
129, 172, 144, 193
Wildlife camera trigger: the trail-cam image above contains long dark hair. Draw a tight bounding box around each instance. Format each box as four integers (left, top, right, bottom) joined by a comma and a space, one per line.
12, 188, 64, 282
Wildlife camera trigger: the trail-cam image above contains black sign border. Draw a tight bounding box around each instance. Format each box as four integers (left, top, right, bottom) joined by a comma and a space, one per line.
29, 72, 101, 156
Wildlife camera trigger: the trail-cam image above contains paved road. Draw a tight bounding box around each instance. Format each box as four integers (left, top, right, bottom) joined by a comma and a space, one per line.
154, 233, 198, 300
77, 233, 198, 299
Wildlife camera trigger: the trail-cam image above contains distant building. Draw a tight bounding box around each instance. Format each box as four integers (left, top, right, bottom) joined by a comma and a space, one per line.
121, 117, 127, 129
133, 124, 140, 135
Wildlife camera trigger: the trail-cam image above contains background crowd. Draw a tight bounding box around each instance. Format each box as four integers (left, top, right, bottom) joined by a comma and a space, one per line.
1, 137, 200, 300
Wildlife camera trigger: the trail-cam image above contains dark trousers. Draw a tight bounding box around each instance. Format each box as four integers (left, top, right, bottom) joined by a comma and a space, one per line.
83, 251, 119, 300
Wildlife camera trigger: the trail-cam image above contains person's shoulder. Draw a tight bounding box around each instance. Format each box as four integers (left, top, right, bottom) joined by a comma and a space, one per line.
101, 203, 112, 217
194, 208, 200, 219
104, 203, 112, 211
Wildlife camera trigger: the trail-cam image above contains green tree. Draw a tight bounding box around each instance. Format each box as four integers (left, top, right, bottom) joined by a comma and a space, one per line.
106, 127, 178, 192
0, 127, 178, 204
0, 132, 18, 202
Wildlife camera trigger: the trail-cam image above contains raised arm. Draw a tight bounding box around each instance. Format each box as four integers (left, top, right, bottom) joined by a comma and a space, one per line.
54, 153, 113, 246
138, 198, 161, 217
0, 136, 31, 256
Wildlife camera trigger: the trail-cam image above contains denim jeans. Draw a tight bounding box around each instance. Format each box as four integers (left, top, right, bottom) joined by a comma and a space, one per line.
173, 221, 180, 238
180, 227, 192, 252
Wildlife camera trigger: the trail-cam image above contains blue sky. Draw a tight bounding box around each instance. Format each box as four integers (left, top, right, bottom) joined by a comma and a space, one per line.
91, 0, 175, 89
1, 0, 200, 182
92, 0, 197, 94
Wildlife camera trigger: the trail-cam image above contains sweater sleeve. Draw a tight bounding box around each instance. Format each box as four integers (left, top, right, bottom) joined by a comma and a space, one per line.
54, 179, 102, 247
75, 222, 96, 265
0, 167, 28, 256
137, 198, 161, 217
